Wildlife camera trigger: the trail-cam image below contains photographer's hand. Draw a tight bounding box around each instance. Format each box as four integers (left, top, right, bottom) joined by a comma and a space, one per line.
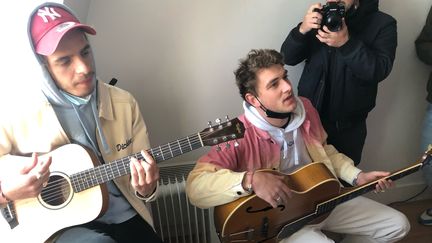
299, 3, 322, 34
316, 18, 349, 47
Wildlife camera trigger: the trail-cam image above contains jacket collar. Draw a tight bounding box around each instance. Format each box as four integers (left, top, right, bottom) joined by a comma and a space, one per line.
97, 81, 114, 121
239, 114, 272, 140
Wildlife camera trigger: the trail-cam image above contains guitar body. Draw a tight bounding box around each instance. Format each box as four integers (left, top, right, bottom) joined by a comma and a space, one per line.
214, 162, 341, 243
0, 118, 246, 242
1, 144, 108, 243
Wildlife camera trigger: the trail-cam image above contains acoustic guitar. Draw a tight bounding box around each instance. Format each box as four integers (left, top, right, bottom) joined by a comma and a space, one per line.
214, 148, 432, 243
0, 117, 245, 242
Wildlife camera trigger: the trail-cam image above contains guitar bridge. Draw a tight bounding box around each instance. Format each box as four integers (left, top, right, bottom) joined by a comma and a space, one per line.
1, 201, 18, 229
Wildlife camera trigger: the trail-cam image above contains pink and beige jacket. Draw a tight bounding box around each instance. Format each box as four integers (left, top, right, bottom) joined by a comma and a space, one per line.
186, 97, 361, 209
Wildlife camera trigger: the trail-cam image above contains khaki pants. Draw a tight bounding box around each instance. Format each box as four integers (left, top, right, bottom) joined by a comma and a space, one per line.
281, 196, 410, 243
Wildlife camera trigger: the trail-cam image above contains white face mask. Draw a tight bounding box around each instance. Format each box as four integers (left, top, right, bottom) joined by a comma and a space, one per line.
60, 90, 92, 105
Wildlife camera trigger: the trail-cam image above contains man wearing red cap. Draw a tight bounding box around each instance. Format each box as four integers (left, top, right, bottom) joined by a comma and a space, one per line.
0, 2, 162, 242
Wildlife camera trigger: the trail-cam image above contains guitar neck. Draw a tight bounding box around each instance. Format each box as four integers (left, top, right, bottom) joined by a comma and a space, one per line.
71, 133, 202, 192
316, 162, 424, 214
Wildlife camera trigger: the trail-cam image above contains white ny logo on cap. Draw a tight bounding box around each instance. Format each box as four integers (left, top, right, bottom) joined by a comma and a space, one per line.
37, 7, 61, 23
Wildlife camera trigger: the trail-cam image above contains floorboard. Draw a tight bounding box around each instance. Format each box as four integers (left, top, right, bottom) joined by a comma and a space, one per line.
391, 199, 432, 243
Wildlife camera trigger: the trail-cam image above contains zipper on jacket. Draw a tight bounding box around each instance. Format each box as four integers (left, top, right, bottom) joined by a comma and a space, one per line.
328, 47, 338, 120
314, 77, 325, 112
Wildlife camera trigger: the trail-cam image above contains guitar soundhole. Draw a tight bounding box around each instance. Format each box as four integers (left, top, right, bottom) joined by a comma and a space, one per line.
38, 172, 73, 209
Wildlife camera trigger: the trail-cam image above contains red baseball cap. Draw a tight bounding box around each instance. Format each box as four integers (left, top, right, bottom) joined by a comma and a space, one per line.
30, 4, 96, 55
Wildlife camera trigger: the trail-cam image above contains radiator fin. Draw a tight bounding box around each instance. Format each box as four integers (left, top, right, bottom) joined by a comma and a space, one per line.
150, 163, 213, 243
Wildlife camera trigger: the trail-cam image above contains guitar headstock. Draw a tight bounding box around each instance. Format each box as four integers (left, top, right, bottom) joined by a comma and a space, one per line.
421, 145, 432, 167
200, 117, 245, 147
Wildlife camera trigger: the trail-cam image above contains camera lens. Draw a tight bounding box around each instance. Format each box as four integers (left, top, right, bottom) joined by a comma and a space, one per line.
324, 14, 343, 32
320, 2, 345, 32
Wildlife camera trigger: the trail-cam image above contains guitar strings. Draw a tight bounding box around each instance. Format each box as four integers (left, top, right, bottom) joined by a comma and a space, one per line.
148, 134, 202, 162
36, 125, 237, 205
145, 123, 236, 162
36, 133, 206, 204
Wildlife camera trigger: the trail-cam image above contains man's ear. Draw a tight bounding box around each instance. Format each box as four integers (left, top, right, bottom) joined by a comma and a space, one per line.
245, 93, 260, 108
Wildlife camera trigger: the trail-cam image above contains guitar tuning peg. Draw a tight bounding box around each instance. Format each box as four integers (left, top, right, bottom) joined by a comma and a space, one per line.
225, 143, 231, 149
225, 115, 232, 126
216, 145, 221, 151
208, 121, 214, 131
234, 141, 239, 147
215, 118, 223, 129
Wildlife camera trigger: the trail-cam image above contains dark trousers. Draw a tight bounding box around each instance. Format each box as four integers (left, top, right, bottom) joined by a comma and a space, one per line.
55, 214, 164, 243
322, 119, 367, 166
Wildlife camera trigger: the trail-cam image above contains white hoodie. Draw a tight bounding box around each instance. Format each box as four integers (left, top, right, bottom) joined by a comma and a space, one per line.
244, 96, 312, 173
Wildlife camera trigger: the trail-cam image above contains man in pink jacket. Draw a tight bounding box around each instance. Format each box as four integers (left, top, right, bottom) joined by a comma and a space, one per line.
186, 49, 409, 242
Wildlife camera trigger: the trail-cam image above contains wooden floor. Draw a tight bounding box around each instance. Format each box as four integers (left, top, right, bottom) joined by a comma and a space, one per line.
391, 198, 432, 243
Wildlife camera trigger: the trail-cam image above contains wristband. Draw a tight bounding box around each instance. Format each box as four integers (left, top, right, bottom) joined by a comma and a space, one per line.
352, 171, 361, 186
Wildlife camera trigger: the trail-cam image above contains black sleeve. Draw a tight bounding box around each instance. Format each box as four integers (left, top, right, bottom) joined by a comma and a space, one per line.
338, 17, 397, 84
280, 23, 313, 66
415, 6, 432, 65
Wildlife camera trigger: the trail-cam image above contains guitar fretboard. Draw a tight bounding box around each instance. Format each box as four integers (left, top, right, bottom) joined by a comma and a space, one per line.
71, 134, 202, 192
277, 160, 428, 240
316, 162, 424, 215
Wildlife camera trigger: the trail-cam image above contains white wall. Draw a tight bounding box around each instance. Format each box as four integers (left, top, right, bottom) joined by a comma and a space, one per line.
70, 0, 431, 200
85, 0, 307, 163
0, 0, 63, 110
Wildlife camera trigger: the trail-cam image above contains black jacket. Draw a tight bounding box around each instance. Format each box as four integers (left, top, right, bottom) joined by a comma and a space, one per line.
415, 5, 432, 103
281, 0, 397, 121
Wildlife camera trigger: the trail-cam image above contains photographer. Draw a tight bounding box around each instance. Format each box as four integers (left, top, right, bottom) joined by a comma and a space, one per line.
281, 0, 397, 166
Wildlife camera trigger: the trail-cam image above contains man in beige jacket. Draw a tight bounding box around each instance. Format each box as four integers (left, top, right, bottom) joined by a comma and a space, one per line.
0, 2, 161, 242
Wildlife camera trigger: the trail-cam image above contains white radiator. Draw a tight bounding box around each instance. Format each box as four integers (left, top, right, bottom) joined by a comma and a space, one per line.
150, 163, 218, 243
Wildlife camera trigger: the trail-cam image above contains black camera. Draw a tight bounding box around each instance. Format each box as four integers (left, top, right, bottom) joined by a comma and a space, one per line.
314, 2, 345, 32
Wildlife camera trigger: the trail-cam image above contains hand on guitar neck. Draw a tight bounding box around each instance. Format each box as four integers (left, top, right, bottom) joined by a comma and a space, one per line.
130, 150, 159, 197
356, 171, 395, 193
0, 153, 51, 204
